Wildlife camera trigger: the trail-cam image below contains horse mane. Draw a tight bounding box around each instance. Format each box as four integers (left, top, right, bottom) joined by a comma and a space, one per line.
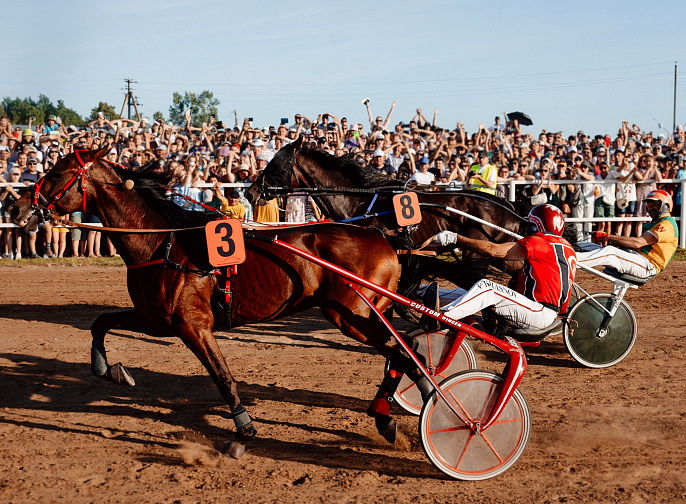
299, 147, 402, 189
109, 162, 215, 229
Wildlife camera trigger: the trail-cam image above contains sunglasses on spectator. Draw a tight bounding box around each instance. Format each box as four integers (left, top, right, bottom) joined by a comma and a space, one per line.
28, 161, 37, 165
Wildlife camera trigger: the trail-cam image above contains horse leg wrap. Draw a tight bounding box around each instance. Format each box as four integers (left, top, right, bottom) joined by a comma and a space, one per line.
91, 338, 108, 378
232, 403, 256, 441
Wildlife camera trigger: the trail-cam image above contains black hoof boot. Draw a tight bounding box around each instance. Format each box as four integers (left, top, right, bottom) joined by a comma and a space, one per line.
374, 416, 397, 444
367, 398, 397, 444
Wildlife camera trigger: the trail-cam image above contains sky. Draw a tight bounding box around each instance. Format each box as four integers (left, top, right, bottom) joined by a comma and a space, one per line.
3, 1, 686, 137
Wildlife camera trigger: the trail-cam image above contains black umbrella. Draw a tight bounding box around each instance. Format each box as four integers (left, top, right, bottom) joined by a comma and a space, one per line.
507, 112, 533, 126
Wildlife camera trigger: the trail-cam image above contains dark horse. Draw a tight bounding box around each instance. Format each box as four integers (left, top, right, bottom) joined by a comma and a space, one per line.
10, 147, 422, 454
247, 137, 528, 293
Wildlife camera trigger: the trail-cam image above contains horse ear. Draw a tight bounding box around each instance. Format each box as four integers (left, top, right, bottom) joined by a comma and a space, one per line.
293, 134, 305, 150
96, 145, 111, 160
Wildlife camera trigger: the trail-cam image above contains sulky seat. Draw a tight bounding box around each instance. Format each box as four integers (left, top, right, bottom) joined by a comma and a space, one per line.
602, 267, 654, 286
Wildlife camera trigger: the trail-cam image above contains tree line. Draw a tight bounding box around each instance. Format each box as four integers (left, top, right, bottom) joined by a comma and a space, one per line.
0, 90, 220, 128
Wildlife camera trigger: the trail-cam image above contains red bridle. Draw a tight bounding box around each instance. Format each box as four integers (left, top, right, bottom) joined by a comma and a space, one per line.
33, 149, 93, 214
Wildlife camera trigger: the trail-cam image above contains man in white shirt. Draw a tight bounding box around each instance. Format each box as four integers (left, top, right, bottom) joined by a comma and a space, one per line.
410, 156, 435, 185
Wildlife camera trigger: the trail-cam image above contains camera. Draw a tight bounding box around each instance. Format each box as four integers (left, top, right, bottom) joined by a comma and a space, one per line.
467, 171, 476, 178
248, 117, 254, 122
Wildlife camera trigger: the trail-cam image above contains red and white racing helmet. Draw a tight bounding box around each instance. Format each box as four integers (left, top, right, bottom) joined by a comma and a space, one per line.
527, 204, 565, 236
644, 189, 672, 217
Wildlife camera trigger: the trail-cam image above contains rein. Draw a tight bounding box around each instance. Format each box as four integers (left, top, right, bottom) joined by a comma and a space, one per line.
50, 215, 206, 234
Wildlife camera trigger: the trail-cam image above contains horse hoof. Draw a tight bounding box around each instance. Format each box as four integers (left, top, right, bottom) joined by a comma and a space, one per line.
222, 441, 245, 460
106, 363, 135, 386
374, 416, 397, 445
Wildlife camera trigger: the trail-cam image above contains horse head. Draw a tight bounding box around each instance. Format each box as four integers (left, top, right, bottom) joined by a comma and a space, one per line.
246, 136, 304, 203
10, 146, 116, 228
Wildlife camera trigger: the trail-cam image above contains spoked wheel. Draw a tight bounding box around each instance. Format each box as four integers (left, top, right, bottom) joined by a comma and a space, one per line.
567, 283, 583, 312
563, 292, 638, 368
386, 329, 477, 416
419, 370, 531, 480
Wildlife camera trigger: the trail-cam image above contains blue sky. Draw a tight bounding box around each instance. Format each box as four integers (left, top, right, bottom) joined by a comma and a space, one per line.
3, 1, 685, 136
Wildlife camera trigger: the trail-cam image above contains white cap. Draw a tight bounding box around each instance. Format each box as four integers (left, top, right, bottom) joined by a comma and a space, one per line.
373, 149, 385, 158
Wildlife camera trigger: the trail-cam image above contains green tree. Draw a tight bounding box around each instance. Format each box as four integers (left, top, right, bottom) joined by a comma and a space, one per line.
1, 95, 83, 126
152, 111, 165, 122
89, 102, 119, 121
168, 90, 219, 127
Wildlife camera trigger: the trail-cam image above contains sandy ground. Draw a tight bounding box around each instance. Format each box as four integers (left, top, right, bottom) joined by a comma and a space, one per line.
0, 263, 685, 504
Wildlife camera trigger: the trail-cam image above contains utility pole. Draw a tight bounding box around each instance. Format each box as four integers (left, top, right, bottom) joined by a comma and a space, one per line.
120, 79, 142, 121
673, 62, 678, 133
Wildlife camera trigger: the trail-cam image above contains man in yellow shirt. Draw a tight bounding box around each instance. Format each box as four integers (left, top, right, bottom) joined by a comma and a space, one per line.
467, 150, 497, 194
577, 190, 678, 279
222, 190, 246, 220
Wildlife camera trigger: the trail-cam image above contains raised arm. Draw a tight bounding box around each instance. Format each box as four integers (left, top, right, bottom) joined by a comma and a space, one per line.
365, 100, 374, 130
382, 101, 396, 130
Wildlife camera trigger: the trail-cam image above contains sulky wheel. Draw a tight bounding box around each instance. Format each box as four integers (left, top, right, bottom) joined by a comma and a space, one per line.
567, 283, 583, 313
419, 370, 531, 480
563, 292, 638, 368
386, 329, 477, 416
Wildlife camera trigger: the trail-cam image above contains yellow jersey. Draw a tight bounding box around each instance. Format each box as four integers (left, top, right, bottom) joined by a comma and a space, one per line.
640, 216, 678, 271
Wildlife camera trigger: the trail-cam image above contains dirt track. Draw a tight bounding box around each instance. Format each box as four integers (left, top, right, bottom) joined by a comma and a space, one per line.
1, 263, 685, 503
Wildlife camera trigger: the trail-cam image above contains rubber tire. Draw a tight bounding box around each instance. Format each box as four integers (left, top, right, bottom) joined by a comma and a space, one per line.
563, 292, 638, 368
419, 370, 531, 481
386, 329, 478, 416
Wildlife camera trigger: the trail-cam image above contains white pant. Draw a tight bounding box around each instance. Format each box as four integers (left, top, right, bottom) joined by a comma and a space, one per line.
577, 243, 657, 279
573, 200, 594, 242
440, 279, 557, 330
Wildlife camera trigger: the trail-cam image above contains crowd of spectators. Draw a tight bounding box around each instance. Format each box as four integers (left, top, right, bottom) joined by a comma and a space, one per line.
1, 104, 685, 259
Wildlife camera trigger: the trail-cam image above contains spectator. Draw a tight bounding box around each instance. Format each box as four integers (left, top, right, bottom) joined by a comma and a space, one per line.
1, 168, 24, 258
594, 161, 616, 234
364, 99, 396, 131
613, 147, 638, 237
572, 160, 596, 242
410, 156, 435, 185
495, 165, 511, 199
369, 149, 387, 174
466, 150, 497, 194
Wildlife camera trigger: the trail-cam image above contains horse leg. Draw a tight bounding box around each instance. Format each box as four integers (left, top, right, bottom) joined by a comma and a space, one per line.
91, 309, 143, 386
321, 303, 425, 444
173, 322, 256, 457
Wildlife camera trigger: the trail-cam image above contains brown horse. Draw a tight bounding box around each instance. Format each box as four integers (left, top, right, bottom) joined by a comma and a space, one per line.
10, 147, 414, 454
248, 137, 528, 298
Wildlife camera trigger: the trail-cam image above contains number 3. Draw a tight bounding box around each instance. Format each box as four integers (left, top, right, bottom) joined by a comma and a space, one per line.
205, 219, 246, 266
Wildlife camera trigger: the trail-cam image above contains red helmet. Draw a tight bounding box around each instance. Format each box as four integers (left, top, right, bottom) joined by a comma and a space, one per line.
527, 204, 565, 236
644, 190, 672, 217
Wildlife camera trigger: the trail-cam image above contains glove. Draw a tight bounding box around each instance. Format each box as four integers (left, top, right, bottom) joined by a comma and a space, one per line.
592, 231, 609, 246
432, 231, 458, 247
